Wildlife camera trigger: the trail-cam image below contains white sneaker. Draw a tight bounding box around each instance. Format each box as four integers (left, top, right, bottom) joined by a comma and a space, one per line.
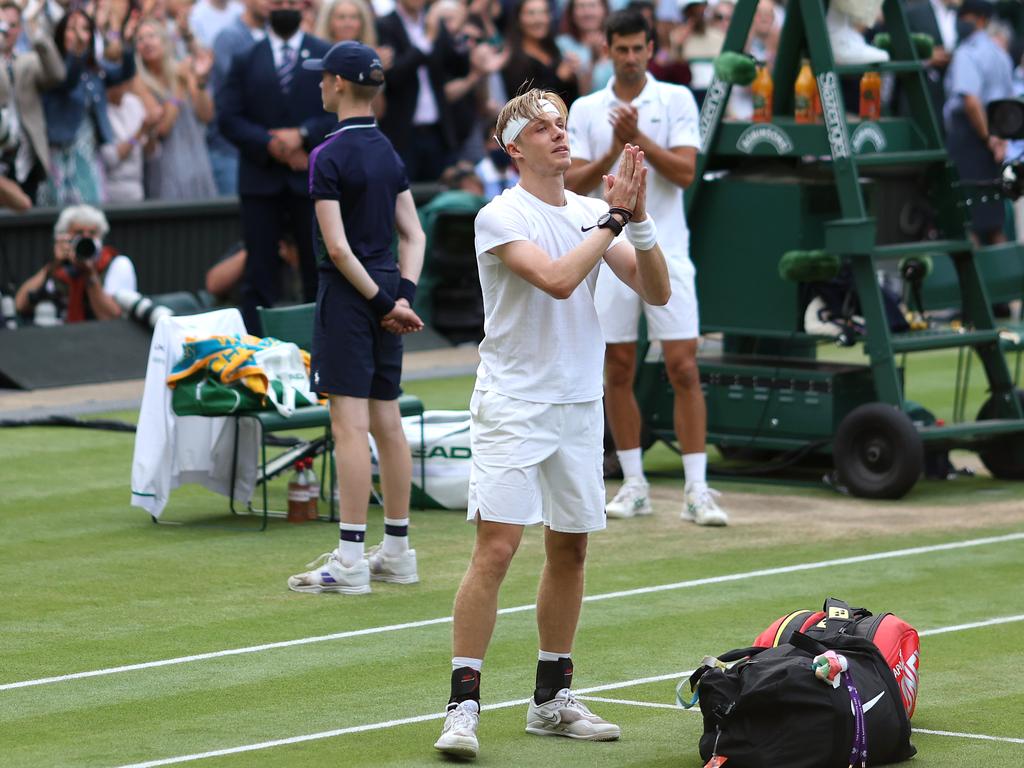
682, 484, 729, 526
366, 544, 419, 584
526, 689, 621, 741
434, 699, 480, 758
287, 552, 371, 594
605, 478, 652, 519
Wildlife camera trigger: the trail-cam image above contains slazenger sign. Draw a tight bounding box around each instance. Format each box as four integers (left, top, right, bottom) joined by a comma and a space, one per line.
699, 77, 729, 153
817, 71, 850, 159
735, 124, 794, 154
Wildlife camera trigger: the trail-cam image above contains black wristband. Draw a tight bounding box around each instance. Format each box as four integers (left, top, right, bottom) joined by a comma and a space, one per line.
397, 277, 417, 305
608, 206, 633, 222
368, 288, 396, 316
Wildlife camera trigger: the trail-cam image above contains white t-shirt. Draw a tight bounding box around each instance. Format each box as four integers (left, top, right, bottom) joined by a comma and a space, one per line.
474, 184, 624, 404
567, 74, 700, 272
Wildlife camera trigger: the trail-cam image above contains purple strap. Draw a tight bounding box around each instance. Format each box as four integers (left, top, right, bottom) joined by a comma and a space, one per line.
844, 668, 868, 768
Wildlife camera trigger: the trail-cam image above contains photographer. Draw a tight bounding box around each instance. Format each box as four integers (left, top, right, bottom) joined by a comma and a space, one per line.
14, 204, 137, 323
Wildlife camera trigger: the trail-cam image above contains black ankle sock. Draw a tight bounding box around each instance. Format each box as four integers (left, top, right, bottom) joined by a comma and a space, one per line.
448, 667, 481, 709
534, 657, 573, 704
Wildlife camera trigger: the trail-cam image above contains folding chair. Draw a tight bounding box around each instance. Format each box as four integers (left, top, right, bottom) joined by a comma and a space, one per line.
227, 303, 425, 530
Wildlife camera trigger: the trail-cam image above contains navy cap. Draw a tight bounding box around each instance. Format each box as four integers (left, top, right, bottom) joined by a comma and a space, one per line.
302, 40, 385, 85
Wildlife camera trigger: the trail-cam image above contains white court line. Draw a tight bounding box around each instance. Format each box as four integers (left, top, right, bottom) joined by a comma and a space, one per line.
4, 530, 1023, 692
111, 673, 693, 768
578, 697, 1024, 746
914, 728, 1024, 745
918, 614, 1024, 637
578, 695, 683, 711
110, 613, 1024, 768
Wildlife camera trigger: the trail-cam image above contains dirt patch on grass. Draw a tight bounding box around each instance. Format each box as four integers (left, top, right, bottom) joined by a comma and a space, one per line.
601, 479, 1024, 554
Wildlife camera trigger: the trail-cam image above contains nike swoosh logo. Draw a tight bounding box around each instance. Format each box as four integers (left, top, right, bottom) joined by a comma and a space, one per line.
536, 711, 559, 723
860, 691, 885, 714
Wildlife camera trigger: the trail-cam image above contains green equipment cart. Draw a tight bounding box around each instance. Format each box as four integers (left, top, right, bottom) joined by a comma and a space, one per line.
636, 0, 1024, 498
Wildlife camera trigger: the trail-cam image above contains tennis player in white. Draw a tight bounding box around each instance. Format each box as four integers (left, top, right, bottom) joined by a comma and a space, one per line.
433, 88, 671, 760
565, 9, 728, 526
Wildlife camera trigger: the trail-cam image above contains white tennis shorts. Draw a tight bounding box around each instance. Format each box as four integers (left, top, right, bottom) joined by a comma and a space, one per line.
596, 256, 699, 343
467, 389, 606, 534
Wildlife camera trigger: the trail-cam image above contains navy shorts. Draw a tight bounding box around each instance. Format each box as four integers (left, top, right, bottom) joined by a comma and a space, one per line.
310, 269, 402, 400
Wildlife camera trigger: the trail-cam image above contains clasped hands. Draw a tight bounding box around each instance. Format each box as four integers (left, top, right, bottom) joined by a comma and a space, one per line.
381, 299, 424, 335
268, 128, 308, 171
603, 143, 649, 223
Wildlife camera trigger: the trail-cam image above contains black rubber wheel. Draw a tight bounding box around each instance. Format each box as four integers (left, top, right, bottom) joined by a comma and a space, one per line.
834, 404, 924, 499
976, 389, 1024, 480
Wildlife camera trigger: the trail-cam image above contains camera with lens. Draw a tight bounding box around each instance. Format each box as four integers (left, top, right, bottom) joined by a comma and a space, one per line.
986, 99, 1024, 200
71, 235, 100, 261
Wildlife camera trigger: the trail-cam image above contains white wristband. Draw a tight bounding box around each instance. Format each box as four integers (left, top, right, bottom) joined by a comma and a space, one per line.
627, 216, 658, 251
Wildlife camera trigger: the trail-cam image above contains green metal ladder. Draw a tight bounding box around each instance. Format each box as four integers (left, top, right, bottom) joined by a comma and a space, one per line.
687, 0, 1024, 462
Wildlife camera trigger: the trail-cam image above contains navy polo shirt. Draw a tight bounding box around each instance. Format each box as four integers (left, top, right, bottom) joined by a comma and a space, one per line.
308, 115, 409, 274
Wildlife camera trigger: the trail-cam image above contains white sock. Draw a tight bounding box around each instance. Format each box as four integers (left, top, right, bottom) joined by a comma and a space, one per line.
452, 656, 483, 671
382, 517, 409, 556
616, 448, 645, 481
337, 523, 366, 567
682, 452, 707, 488
538, 649, 569, 661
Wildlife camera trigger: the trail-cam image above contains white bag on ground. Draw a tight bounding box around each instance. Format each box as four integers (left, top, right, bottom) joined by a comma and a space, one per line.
371, 410, 472, 509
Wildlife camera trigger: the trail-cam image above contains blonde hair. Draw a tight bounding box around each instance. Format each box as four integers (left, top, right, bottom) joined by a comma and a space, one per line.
494, 89, 568, 151
315, 0, 378, 46
135, 17, 179, 101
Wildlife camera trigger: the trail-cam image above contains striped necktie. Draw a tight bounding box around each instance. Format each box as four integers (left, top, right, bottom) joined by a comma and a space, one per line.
278, 43, 296, 93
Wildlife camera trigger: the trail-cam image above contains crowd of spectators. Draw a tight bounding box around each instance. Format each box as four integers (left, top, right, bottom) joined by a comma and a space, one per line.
2, 0, 1024, 234
0, 0, 757, 212
1, 0, 1024, 217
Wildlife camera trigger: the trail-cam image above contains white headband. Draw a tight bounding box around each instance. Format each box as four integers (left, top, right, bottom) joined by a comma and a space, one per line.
499, 99, 562, 149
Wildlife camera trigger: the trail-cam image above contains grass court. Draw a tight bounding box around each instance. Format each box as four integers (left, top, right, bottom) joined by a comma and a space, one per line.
2, 348, 1023, 767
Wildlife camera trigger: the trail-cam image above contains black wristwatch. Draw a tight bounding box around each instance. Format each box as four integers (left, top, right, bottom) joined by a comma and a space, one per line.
595, 211, 625, 236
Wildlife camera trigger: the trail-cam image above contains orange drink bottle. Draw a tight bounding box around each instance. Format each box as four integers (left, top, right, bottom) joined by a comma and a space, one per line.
859, 69, 882, 121
794, 59, 815, 124
752, 64, 773, 122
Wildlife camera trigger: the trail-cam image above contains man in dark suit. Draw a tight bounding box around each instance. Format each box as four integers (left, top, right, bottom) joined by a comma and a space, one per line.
900, 0, 957, 133
218, 0, 335, 334
377, 0, 461, 182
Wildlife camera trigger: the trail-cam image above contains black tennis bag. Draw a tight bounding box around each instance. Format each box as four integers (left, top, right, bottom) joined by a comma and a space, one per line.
687, 627, 916, 768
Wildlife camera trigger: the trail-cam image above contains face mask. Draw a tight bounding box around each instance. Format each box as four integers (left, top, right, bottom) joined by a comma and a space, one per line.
489, 148, 512, 170
269, 9, 302, 38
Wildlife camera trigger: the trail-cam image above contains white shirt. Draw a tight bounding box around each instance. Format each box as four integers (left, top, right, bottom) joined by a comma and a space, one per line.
473, 185, 624, 404
189, 0, 244, 48
130, 308, 258, 519
930, 0, 957, 50
568, 74, 700, 273
269, 30, 304, 69
101, 93, 146, 203
396, 5, 439, 126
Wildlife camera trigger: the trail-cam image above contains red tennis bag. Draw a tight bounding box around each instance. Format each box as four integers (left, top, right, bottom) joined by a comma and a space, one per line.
753, 597, 920, 718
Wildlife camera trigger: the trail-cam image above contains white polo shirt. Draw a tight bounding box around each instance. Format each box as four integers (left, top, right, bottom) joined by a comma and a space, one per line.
473, 185, 624, 404
567, 74, 700, 272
